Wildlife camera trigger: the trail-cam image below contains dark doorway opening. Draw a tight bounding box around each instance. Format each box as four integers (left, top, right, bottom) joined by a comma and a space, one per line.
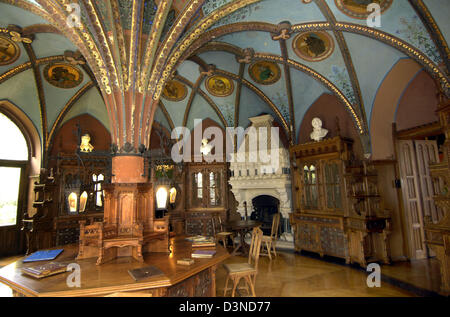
251, 195, 280, 236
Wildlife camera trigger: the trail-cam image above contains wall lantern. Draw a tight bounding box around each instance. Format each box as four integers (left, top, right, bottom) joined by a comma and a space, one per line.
169, 186, 177, 208
155, 186, 168, 218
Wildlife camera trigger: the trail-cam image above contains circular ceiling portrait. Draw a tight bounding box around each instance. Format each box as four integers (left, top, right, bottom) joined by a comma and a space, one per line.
0, 36, 20, 66
248, 61, 281, 85
43, 63, 83, 89
334, 0, 393, 19
292, 31, 335, 62
162, 79, 188, 102
205, 75, 234, 97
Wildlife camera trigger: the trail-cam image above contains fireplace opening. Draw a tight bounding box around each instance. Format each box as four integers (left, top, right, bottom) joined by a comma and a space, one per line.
250, 195, 281, 236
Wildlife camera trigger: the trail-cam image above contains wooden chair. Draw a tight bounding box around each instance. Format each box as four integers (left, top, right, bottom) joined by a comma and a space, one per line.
223, 227, 263, 297
261, 213, 280, 260
212, 215, 235, 250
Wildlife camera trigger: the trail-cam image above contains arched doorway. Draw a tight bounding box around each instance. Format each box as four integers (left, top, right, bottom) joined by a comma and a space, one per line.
251, 195, 280, 236
0, 111, 30, 256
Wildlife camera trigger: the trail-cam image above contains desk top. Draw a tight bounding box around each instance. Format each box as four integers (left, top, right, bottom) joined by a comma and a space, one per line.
0, 237, 229, 297
225, 220, 262, 231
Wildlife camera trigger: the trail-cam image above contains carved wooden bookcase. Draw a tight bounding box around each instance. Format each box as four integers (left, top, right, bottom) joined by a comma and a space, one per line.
289, 136, 391, 267
426, 95, 450, 296
185, 162, 228, 236
289, 136, 353, 263
22, 171, 58, 254
344, 161, 391, 267
52, 153, 109, 246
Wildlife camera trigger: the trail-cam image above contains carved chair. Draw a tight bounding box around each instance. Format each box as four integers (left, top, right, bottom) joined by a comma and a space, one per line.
223, 227, 263, 297
212, 214, 235, 250
260, 213, 280, 260
77, 221, 144, 265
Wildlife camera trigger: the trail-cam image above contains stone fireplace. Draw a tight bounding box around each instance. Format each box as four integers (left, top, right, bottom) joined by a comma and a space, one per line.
228, 114, 293, 243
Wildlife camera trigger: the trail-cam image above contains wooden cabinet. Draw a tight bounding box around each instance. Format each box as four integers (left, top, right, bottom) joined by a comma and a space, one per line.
290, 136, 352, 263
289, 136, 391, 267
185, 162, 228, 235
22, 172, 58, 254
425, 95, 450, 295
344, 162, 391, 267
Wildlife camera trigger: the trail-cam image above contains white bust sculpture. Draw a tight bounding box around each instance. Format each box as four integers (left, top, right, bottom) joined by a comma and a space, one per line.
200, 138, 212, 155
310, 117, 328, 142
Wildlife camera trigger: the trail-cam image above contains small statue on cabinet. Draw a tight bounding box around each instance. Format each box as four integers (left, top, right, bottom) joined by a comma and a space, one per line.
79, 133, 94, 152
310, 117, 328, 142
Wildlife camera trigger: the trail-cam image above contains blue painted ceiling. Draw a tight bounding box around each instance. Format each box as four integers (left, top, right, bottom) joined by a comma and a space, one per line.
0, 0, 448, 152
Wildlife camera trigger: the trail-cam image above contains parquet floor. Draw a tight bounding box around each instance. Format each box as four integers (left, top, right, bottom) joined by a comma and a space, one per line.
215, 251, 414, 297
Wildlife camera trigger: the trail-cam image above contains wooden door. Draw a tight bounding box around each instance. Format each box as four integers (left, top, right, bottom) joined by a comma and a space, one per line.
0, 163, 27, 256
397, 140, 427, 259
414, 140, 441, 223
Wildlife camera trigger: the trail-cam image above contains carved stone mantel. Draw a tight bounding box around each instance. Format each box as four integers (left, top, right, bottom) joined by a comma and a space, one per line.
228, 115, 293, 241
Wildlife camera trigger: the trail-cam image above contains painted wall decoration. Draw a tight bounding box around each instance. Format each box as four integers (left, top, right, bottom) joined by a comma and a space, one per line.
248, 61, 281, 85
292, 31, 335, 62
396, 16, 442, 64
162, 79, 188, 102
329, 65, 357, 105
335, 0, 393, 19
217, 102, 235, 127
0, 36, 20, 66
205, 75, 234, 97
273, 91, 290, 122
43, 63, 83, 88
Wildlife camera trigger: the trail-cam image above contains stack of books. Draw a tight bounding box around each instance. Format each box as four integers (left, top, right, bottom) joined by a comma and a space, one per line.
191, 249, 216, 258
21, 262, 67, 279
190, 236, 216, 248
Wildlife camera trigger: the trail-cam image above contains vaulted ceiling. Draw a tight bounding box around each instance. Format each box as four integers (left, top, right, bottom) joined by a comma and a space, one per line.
0, 0, 448, 158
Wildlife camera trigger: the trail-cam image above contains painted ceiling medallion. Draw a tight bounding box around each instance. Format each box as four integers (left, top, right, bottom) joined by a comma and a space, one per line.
0, 36, 20, 66
205, 75, 234, 97
335, 0, 393, 20
162, 79, 188, 102
44, 63, 83, 89
292, 31, 335, 62
248, 61, 281, 85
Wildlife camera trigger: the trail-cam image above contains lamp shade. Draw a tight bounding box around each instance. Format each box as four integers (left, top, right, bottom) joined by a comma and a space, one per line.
156, 187, 168, 209
68, 192, 78, 212
79, 191, 88, 212
169, 187, 177, 204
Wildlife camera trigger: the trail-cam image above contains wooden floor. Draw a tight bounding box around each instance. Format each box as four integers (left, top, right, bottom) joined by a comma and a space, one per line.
0, 251, 421, 297
215, 251, 414, 297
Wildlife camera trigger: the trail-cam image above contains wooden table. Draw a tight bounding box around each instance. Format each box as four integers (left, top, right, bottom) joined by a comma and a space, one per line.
225, 220, 262, 256
0, 236, 229, 297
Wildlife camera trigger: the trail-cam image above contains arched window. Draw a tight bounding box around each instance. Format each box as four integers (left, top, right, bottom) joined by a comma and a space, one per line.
0, 112, 28, 161
0, 112, 29, 227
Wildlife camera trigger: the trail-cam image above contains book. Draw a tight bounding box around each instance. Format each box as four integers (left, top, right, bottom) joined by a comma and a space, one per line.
23, 249, 63, 263
128, 265, 165, 282
177, 258, 195, 266
192, 241, 216, 248
191, 250, 216, 258
21, 262, 67, 279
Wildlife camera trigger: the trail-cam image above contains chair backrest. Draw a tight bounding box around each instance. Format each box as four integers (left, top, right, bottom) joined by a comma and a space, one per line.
248, 227, 263, 271
211, 214, 224, 235
270, 213, 281, 240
